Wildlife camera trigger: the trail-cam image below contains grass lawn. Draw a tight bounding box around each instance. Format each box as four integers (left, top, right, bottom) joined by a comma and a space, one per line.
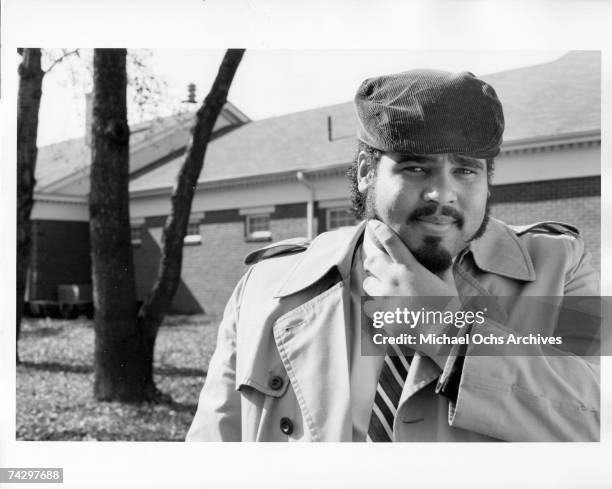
17, 314, 219, 441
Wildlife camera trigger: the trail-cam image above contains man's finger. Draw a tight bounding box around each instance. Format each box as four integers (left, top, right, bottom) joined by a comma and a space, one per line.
367, 219, 419, 266
362, 276, 380, 297
363, 255, 394, 278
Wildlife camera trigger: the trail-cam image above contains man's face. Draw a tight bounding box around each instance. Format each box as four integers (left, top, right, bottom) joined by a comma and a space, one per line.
358, 152, 490, 273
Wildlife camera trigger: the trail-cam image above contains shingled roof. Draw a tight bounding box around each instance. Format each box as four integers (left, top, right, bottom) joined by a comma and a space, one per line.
35, 102, 249, 192
129, 51, 600, 193
36, 51, 599, 194
484, 50, 600, 140
36, 112, 194, 190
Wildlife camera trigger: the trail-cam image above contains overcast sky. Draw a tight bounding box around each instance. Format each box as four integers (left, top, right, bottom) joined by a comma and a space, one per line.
37, 49, 568, 146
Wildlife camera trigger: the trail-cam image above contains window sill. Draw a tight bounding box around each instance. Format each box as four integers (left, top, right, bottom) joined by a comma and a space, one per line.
245, 236, 273, 243
183, 236, 202, 246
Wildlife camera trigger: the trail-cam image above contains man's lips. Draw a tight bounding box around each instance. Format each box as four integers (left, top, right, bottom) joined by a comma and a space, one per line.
415, 216, 456, 234
409, 204, 465, 231
416, 216, 456, 225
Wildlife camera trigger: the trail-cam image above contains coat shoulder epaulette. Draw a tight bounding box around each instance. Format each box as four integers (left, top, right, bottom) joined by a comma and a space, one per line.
244, 237, 311, 265
508, 221, 581, 238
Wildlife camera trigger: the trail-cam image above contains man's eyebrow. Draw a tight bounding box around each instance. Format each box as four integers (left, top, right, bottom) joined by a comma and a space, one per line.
452, 155, 486, 169
393, 153, 430, 163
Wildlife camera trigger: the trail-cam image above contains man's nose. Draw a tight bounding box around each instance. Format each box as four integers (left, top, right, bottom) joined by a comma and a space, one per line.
421, 171, 457, 204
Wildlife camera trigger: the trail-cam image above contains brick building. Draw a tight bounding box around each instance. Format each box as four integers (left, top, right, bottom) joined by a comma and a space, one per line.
29, 51, 601, 316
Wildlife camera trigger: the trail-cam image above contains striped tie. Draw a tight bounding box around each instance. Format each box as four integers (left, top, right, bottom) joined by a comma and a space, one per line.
367, 344, 411, 442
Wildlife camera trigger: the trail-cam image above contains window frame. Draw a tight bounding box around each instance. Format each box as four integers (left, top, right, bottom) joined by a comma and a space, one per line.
245, 213, 272, 242
326, 207, 356, 231
130, 219, 145, 247
183, 213, 204, 246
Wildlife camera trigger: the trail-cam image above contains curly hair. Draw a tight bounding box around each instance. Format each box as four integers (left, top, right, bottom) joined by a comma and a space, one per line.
347, 141, 495, 220
346, 141, 382, 219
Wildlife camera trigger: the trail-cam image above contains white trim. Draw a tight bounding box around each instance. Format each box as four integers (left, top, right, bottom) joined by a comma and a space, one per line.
32, 196, 89, 221
183, 235, 202, 245
318, 198, 351, 209
130, 218, 146, 226
501, 129, 600, 153
222, 101, 251, 124
246, 229, 272, 240
239, 205, 275, 216
189, 212, 205, 222
34, 192, 88, 205
39, 168, 90, 194
129, 164, 349, 197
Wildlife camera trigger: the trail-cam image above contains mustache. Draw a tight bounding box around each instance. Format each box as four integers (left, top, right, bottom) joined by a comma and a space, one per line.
408, 204, 465, 228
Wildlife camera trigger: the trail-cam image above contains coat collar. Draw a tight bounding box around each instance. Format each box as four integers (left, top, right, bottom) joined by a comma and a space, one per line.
274, 216, 535, 298
468, 217, 536, 282
274, 221, 366, 298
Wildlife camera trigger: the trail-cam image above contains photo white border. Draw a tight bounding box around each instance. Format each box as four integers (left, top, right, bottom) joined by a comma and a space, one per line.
1, 1, 611, 488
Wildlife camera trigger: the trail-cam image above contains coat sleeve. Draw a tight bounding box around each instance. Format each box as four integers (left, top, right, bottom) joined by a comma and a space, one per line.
186, 271, 250, 442
445, 237, 601, 441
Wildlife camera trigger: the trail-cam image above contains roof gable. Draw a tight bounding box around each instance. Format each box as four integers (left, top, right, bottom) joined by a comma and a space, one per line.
35, 102, 249, 194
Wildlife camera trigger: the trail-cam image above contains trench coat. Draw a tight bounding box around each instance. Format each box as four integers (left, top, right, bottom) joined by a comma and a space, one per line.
186, 217, 600, 442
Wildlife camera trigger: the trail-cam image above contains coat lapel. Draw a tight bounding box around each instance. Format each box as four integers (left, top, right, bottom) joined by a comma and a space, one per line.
273, 281, 352, 441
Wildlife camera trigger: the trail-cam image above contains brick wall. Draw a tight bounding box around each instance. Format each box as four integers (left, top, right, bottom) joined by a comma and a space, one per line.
29, 220, 91, 301
134, 204, 314, 315
180, 217, 311, 315
490, 177, 600, 272
132, 177, 601, 315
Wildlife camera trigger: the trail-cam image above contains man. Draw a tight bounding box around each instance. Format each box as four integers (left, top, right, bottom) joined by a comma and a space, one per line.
187, 69, 600, 442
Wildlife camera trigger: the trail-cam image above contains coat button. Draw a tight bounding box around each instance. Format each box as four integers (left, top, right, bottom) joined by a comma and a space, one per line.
268, 375, 284, 391
280, 417, 294, 435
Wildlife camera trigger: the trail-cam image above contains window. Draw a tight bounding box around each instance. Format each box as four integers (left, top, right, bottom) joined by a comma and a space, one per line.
130, 221, 144, 247
246, 214, 272, 241
327, 208, 356, 230
184, 220, 202, 245
240, 206, 274, 242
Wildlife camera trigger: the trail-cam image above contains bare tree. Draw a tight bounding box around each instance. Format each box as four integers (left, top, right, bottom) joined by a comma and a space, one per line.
16, 48, 80, 364
16, 49, 44, 364
89, 48, 147, 401
91, 49, 245, 402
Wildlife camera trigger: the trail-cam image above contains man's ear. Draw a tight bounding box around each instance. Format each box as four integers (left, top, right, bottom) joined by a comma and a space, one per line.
357, 151, 374, 192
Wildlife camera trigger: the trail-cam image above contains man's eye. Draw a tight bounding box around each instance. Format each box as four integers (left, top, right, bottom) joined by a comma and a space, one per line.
454, 168, 476, 176
402, 166, 426, 174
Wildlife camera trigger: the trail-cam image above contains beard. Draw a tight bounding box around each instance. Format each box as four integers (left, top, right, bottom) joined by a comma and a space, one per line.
364, 186, 490, 274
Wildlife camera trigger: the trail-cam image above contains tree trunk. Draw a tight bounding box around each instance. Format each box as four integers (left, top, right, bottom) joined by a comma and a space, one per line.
138, 49, 245, 383
16, 48, 44, 364
90, 49, 153, 402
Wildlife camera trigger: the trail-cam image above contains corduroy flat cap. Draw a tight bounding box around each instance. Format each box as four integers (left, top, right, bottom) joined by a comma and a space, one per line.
355, 69, 504, 158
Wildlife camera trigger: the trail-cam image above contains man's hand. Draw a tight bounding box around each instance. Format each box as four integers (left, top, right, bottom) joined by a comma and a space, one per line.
361, 219, 462, 368
362, 219, 459, 298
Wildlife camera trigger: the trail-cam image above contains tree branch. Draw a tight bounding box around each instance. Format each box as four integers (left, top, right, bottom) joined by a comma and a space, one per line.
44, 49, 80, 74
140, 49, 246, 334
